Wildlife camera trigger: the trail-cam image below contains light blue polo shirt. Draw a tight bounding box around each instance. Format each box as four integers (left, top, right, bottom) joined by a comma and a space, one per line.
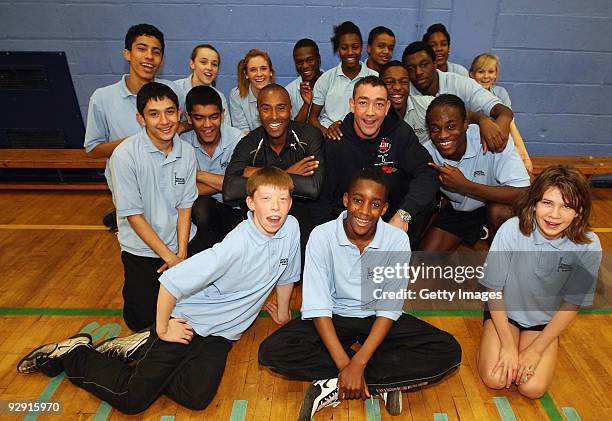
424, 124, 530, 211
84, 75, 184, 183
285, 76, 305, 119
403, 95, 435, 145
312, 62, 378, 127
410, 70, 501, 116
229, 85, 260, 132
109, 128, 198, 258
301, 211, 411, 321
446, 61, 469, 77
491, 85, 512, 108
480, 217, 602, 327
174, 76, 230, 124
179, 124, 243, 202
160, 213, 301, 340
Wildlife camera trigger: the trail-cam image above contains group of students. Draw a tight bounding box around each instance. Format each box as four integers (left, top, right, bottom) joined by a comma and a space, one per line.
16, 20, 602, 420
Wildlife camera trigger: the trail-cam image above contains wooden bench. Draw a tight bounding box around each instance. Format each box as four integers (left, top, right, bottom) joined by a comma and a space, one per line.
0, 148, 107, 190
531, 156, 612, 184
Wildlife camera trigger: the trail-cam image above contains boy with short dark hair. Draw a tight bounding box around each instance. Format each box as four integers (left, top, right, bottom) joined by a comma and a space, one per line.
17, 167, 300, 415
181, 85, 244, 248
285, 38, 324, 123
108, 82, 202, 331
259, 169, 461, 420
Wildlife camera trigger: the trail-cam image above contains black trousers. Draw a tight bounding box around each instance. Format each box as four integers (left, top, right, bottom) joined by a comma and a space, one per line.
121, 236, 207, 332
60, 327, 232, 415
191, 196, 245, 250
259, 314, 461, 392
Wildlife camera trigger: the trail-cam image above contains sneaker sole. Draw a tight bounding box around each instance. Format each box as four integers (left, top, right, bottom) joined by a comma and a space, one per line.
298, 384, 320, 421
94, 329, 149, 362
385, 391, 403, 416
17, 333, 92, 374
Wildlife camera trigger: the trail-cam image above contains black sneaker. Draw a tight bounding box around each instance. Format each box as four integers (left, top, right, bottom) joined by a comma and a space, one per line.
102, 208, 118, 232
298, 378, 340, 421
17, 334, 93, 375
382, 390, 403, 415
94, 329, 150, 363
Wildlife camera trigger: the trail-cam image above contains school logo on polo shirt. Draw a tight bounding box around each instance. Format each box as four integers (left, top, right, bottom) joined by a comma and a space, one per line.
557, 257, 572, 272
279, 258, 289, 266
174, 173, 186, 185
474, 170, 485, 177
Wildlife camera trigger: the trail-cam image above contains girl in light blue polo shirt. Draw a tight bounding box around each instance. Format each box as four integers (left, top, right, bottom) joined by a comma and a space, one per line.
309, 21, 378, 140
469, 53, 533, 173
478, 165, 602, 399
229, 48, 275, 133
175, 44, 229, 124
422, 23, 469, 77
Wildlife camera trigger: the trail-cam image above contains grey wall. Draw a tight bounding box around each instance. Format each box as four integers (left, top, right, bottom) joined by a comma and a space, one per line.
1, 0, 610, 155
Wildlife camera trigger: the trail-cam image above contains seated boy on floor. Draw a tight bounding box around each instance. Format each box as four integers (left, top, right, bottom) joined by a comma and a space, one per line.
17, 167, 300, 415
420, 94, 530, 251
259, 169, 461, 421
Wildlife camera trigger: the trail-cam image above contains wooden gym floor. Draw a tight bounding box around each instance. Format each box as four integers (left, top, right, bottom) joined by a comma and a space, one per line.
0, 189, 610, 421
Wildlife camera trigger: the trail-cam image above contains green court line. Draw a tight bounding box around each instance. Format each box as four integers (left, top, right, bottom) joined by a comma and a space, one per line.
539, 393, 563, 421
4, 307, 611, 317
160, 417, 175, 421
493, 396, 517, 421
92, 402, 112, 421
562, 407, 582, 421
229, 400, 248, 421
365, 398, 381, 421
433, 414, 449, 421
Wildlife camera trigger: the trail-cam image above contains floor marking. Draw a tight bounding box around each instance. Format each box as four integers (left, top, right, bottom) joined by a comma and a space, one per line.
229, 400, 248, 421
493, 396, 517, 421
562, 407, 582, 421
539, 393, 563, 421
592, 228, 612, 233
24, 322, 121, 421
433, 413, 449, 421
365, 398, 381, 421
92, 402, 112, 421
0, 224, 107, 230
160, 417, 175, 421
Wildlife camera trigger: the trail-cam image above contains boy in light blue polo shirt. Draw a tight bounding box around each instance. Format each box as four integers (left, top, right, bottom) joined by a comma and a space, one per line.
17, 167, 300, 416
420, 94, 530, 251
108, 82, 204, 332
180, 85, 245, 249
259, 169, 461, 421
402, 42, 514, 153
84, 24, 183, 230
285, 38, 324, 123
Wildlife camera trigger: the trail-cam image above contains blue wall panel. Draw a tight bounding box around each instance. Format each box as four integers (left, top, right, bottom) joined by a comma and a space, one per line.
0, 0, 610, 156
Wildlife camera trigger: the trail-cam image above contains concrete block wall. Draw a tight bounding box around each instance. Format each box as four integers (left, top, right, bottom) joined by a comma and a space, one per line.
1, 0, 610, 155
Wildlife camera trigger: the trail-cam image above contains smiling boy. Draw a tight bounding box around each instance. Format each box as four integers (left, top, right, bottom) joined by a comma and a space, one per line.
419, 94, 530, 251
259, 169, 461, 420
180, 86, 244, 248
17, 167, 300, 415
107, 82, 204, 331
285, 39, 324, 123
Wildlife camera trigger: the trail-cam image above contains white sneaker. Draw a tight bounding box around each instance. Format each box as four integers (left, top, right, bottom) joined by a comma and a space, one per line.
381, 390, 403, 415
298, 378, 341, 421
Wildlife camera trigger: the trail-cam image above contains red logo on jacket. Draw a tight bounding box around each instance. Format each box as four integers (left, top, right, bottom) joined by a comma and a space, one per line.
378, 138, 391, 154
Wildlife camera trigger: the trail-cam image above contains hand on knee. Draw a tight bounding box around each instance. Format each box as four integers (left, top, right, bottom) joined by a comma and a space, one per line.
479, 369, 506, 390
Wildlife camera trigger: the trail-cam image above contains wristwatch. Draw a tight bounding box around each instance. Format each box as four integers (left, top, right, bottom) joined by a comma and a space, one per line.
398, 209, 412, 223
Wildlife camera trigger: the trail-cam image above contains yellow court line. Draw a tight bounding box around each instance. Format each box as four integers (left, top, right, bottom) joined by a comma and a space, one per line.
0, 224, 107, 230
593, 228, 612, 233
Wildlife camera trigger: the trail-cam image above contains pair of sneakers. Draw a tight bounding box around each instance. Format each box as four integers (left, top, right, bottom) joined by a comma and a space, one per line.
298, 378, 402, 420
17, 329, 150, 376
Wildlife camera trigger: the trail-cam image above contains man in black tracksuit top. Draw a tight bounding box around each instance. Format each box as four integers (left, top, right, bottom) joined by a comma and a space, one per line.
315, 76, 438, 249
223, 84, 324, 250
